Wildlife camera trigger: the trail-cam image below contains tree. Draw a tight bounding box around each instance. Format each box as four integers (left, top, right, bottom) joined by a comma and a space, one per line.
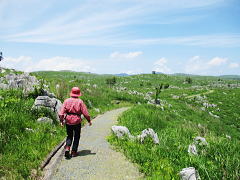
185, 77, 192, 84
155, 83, 169, 104
106, 77, 117, 87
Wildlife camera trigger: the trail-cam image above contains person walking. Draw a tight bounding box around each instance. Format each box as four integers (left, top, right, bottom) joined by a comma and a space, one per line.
59, 87, 92, 159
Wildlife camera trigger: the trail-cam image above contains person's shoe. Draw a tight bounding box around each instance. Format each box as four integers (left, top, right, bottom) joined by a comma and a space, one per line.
65, 150, 71, 159
64, 146, 71, 159
71, 151, 78, 157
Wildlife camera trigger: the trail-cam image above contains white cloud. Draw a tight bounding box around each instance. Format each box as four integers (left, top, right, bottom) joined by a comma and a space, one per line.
185, 56, 207, 74
1, 0, 231, 47
229, 62, 239, 68
110, 51, 143, 59
207, 57, 227, 66
185, 56, 233, 75
2, 56, 34, 72
153, 58, 171, 74
1, 56, 95, 72
35, 57, 94, 72
123, 34, 240, 47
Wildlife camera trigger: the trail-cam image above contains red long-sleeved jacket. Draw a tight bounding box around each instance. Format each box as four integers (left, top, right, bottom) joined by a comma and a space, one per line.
59, 97, 90, 125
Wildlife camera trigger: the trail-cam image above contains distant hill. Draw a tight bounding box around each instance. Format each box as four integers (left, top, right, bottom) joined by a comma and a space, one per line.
171, 73, 198, 76
219, 75, 240, 80
114, 73, 131, 77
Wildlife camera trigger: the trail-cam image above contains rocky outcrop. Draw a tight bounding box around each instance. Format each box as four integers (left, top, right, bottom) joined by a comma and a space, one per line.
32, 96, 62, 121
0, 72, 39, 94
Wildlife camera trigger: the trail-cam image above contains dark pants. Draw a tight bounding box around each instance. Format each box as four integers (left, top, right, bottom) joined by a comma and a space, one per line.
66, 123, 81, 152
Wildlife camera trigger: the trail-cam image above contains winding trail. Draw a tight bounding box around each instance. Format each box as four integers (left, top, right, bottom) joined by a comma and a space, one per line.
186, 89, 214, 99
51, 107, 143, 180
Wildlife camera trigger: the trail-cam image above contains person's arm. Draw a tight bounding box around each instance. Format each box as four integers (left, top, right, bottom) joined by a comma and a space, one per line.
58, 101, 66, 126
81, 101, 92, 125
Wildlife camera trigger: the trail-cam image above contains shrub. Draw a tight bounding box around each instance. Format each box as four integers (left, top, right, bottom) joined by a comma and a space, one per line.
185, 77, 193, 84
106, 77, 117, 87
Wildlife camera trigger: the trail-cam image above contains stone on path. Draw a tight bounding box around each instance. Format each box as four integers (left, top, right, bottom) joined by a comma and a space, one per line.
51, 108, 143, 180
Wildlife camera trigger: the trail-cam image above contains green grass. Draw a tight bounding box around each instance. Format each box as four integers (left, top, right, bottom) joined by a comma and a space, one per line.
1, 69, 239, 179
106, 73, 239, 179
0, 89, 65, 179
0, 70, 140, 179
109, 89, 240, 179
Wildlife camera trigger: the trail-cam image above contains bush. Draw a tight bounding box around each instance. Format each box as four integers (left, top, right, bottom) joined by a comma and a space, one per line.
106, 77, 117, 87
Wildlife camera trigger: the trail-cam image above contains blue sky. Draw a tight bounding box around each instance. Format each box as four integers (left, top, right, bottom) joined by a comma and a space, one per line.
0, 0, 240, 75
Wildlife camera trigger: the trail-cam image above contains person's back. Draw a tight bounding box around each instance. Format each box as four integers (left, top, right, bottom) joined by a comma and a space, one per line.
62, 97, 90, 125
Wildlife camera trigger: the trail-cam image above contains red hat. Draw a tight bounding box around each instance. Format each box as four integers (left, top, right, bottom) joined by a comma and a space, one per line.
70, 87, 82, 97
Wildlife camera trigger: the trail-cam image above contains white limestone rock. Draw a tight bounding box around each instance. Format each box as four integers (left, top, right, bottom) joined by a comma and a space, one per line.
111, 126, 134, 139
137, 128, 159, 144
179, 167, 200, 180
94, 108, 100, 113
209, 112, 220, 118
188, 144, 198, 155
32, 96, 62, 121
194, 136, 208, 146
37, 117, 53, 124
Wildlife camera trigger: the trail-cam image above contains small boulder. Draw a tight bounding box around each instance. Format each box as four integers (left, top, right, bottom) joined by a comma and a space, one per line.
94, 108, 100, 113
32, 96, 62, 121
37, 117, 53, 124
188, 144, 198, 155
226, 135, 231, 139
32, 96, 62, 112
172, 95, 180, 99
25, 128, 34, 132
194, 136, 208, 146
111, 126, 134, 139
137, 128, 159, 144
179, 167, 200, 180
0, 83, 8, 89
209, 112, 220, 118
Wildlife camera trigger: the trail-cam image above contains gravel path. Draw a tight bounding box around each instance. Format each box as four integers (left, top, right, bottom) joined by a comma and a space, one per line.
51, 107, 143, 180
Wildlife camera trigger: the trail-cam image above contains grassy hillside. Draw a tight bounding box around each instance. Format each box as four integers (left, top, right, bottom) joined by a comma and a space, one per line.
0, 89, 65, 179
31, 71, 145, 117
1, 70, 142, 179
108, 74, 240, 179
1, 69, 239, 179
